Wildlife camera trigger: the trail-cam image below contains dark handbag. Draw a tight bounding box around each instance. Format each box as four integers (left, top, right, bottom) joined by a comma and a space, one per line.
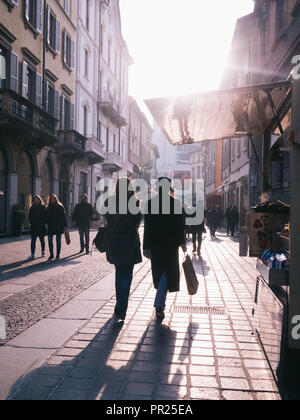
64, 230, 71, 245
93, 226, 107, 253
182, 254, 199, 295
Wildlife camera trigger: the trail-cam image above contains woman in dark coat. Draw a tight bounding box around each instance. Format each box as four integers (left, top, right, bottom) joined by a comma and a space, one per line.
103, 177, 142, 321
143, 177, 186, 321
46, 194, 67, 262
28, 195, 47, 260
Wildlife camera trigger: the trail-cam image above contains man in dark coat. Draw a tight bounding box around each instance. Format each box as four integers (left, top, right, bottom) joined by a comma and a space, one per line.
143, 177, 186, 321
190, 204, 206, 256
228, 205, 240, 237
72, 194, 94, 254
206, 206, 218, 239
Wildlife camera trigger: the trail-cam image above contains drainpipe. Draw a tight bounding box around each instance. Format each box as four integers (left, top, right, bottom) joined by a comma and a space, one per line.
42, 0, 47, 108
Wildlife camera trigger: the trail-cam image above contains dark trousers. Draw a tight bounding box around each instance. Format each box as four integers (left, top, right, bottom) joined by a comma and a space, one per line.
192, 232, 203, 252
48, 234, 62, 258
209, 225, 217, 238
114, 265, 134, 318
229, 223, 236, 236
31, 235, 45, 255
79, 227, 90, 251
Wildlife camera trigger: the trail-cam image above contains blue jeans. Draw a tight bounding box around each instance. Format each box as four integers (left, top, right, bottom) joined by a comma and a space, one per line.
114, 265, 134, 318
154, 271, 168, 308
48, 234, 62, 258
79, 227, 90, 251
31, 235, 45, 256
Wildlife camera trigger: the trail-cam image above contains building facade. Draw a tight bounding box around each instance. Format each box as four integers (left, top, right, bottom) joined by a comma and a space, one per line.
75, 0, 133, 207
0, 0, 80, 234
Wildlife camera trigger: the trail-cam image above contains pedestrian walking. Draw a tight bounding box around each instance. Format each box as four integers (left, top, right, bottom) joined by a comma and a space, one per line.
143, 177, 186, 321
206, 206, 218, 239
72, 194, 93, 254
215, 205, 223, 232
225, 204, 233, 236
191, 205, 206, 256
46, 194, 67, 262
228, 205, 240, 237
28, 195, 47, 260
103, 177, 142, 322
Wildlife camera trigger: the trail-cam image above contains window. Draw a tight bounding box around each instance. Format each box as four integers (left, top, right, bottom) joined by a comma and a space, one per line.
84, 49, 88, 77
79, 172, 88, 201
86, 0, 90, 31
24, 0, 42, 33
64, 0, 71, 17
21, 61, 42, 106
61, 95, 74, 130
276, 0, 285, 29
63, 30, 74, 69
83, 105, 88, 136
44, 81, 59, 118
0, 48, 7, 89
47, 7, 60, 54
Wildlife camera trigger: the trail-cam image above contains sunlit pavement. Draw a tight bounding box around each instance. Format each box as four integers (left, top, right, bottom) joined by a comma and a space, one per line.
2, 231, 280, 400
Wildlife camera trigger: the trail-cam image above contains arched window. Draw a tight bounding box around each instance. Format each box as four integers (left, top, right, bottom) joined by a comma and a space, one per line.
41, 159, 52, 203
17, 152, 33, 227
0, 147, 7, 233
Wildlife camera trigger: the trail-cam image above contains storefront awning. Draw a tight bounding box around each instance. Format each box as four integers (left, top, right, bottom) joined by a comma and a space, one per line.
145, 81, 292, 145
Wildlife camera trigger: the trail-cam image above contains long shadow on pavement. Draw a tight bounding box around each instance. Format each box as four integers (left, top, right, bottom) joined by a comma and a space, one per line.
7, 316, 186, 400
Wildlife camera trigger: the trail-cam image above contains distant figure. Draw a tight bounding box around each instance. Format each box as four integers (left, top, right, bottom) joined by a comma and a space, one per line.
28, 195, 47, 260
191, 204, 206, 256
72, 194, 93, 255
225, 205, 233, 236
46, 194, 67, 262
228, 205, 240, 237
206, 206, 218, 239
215, 205, 223, 232
143, 177, 186, 321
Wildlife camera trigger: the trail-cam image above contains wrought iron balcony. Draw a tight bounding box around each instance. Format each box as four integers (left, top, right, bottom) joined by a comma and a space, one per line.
98, 89, 127, 128
57, 130, 86, 161
0, 89, 57, 148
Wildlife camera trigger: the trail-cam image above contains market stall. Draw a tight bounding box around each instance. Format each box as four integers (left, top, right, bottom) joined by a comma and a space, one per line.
145, 77, 300, 393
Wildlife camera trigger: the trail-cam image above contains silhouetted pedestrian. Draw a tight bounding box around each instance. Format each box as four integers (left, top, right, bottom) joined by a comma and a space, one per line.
228, 205, 239, 237
28, 195, 47, 260
46, 194, 67, 262
72, 194, 93, 254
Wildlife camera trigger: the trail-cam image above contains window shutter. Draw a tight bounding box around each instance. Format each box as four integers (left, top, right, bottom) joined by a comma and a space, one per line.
44, 81, 49, 112
60, 96, 65, 130
55, 19, 61, 54
71, 39, 75, 69
24, 0, 29, 21
54, 89, 59, 120
46, 6, 51, 45
70, 102, 74, 130
10, 51, 18, 92
36, 0, 42, 33
35, 73, 42, 107
21, 60, 28, 98
62, 29, 67, 65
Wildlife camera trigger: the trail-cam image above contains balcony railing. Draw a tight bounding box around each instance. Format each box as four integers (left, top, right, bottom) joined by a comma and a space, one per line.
57, 130, 86, 161
98, 89, 127, 128
0, 89, 57, 146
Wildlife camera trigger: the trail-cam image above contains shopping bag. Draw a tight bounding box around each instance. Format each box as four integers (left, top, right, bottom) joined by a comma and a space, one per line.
64, 230, 71, 245
182, 254, 199, 295
93, 226, 107, 253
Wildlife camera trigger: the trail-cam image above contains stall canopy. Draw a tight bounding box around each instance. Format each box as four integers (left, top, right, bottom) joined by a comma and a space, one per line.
145, 81, 292, 145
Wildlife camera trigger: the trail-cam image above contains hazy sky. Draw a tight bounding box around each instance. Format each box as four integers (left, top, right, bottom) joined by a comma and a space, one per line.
120, 0, 254, 122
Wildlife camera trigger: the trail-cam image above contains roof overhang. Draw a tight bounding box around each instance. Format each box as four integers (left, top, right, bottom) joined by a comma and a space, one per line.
145, 81, 292, 145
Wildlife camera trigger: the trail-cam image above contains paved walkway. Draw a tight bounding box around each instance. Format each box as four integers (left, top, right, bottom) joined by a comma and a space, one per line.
1, 232, 280, 400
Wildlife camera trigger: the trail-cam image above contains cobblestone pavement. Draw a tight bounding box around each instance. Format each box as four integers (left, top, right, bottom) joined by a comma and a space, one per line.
7, 232, 281, 400
0, 230, 113, 345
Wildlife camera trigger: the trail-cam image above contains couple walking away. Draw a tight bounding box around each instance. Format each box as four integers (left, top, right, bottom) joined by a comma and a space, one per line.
103, 176, 186, 322
28, 194, 67, 262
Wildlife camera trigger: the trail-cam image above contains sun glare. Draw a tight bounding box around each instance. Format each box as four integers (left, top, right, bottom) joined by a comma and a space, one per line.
120, 0, 254, 120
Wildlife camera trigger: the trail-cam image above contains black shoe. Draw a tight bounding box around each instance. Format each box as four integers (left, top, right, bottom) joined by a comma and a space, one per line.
86, 250, 90, 255
47, 256, 54, 263
113, 312, 125, 322
79, 248, 84, 254
156, 307, 165, 321
56, 255, 60, 261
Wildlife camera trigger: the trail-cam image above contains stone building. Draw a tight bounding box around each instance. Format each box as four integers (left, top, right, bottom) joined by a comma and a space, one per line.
0, 0, 79, 234
74, 0, 133, 207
